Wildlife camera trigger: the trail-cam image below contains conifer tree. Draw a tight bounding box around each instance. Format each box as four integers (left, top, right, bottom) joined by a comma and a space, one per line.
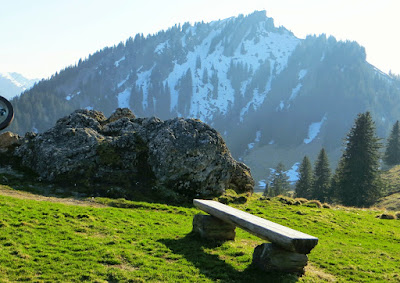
384, 121, 400, 166
295, 156, 313, 199
240, 43, 247, 55
262, 183, 269, 197
202, 68, 208, 84
312, 148, 331, 202
335, 112, 382, 207
264, 162, 290, 197
210, 71, 219, 99
177, 69, 192, 115
196, 56, 202, 70
330, 157, 345, 203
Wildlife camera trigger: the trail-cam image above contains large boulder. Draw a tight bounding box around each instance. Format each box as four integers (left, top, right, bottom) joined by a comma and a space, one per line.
14, 108, 254, 200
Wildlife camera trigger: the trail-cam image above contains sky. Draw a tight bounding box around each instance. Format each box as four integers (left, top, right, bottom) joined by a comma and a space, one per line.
1, 0, 400, 79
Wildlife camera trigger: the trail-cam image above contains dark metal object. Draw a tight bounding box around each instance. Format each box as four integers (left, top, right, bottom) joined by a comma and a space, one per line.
0, 96, 14, 130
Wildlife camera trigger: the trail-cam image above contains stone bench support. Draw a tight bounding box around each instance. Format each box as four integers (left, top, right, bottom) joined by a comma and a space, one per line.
192, 199, 318, 274
192, 214, 236, 240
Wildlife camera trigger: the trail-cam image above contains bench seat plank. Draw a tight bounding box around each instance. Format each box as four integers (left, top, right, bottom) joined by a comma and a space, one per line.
193, 199, 318, 254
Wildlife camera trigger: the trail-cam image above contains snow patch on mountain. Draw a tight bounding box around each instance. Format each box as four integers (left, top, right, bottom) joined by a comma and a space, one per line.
258, 180, 267, 189
238, 28, 299, 120
304, 114, 327, 144
197, 44, 234, 117
298, 69, 308, 80
117, 88, 132, 108
136, 66, 154, 110
289, 69, 308, 101
164, 27, 235, 120
286, 162, 300, 182
276, 100, 285, 111
267, 162, 300, 185
247, 130, 262, 149
239, 23, 300, 75
155, 40, 170, 54
65, 91, 81, 101
152, 17, 300, 122
114, 56, 125, 67
118, 74, 130, 88
240, 60, 274, 121
289, 83, 302, 100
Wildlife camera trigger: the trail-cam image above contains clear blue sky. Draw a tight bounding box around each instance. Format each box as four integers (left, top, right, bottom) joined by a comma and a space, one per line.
1, 0, 400, 79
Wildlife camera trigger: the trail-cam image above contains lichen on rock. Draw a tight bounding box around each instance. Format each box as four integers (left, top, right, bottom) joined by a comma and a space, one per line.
13, 108, 254, 201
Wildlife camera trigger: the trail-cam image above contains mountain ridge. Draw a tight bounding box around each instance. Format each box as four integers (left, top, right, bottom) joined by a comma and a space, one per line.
8, 10, 400, 186
0, 72, 39, 100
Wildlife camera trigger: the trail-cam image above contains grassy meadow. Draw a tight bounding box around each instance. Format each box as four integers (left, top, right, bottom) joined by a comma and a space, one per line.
0, 186, 399, 282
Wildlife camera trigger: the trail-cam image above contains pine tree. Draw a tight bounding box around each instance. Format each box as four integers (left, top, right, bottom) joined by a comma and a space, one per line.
210, 71, 219, 99
262, 183, 269, 197
196, 56, 202, 70
335, 112, 382, 207
265, 162, 290, 197
295, 156, 313, 199
240, 43, 247, 55
384, 120, 400, 165
202, 68, 208, 84
330, 157, 345, 203
177, 69, 193, 115
312, 148, 331, 202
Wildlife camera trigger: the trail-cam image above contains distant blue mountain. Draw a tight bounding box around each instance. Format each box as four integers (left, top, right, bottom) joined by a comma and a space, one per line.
0, 72, 39, 100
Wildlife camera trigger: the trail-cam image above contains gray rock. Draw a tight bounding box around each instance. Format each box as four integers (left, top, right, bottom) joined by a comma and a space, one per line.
252, 243, 308, 274
14, 108, 254, 200
192, 214, 236, 240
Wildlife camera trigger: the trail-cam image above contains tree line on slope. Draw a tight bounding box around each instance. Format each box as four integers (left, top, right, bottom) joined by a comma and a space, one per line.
265, 112, 400, 207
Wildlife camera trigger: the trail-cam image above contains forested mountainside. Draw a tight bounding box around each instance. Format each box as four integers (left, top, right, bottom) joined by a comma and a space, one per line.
8, 11, 400, 184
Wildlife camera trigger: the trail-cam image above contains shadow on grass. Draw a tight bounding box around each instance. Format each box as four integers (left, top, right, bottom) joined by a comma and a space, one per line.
0, 169, 194, 208
0, 168, 201, 208
159, 233, 301, 283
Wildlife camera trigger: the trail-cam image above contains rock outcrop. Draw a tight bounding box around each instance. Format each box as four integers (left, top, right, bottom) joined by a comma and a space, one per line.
14, 108, 254, 200
0, 132, 21, 153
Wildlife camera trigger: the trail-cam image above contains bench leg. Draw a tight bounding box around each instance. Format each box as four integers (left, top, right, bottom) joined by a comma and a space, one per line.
252, 243, 308, 274
192, 214, 236, 241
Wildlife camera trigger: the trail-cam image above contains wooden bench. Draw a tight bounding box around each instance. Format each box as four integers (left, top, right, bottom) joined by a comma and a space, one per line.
192, 199, 319, 273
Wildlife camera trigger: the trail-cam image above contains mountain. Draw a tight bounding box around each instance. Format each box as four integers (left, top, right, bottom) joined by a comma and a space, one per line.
0, 72, 39, 100
8, 11, 400, 187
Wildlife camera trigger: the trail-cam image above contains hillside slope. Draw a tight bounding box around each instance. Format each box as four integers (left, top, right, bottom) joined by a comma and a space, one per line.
0, 186, 399, 282
376, 165, 400, 211
8, 11, 400, 184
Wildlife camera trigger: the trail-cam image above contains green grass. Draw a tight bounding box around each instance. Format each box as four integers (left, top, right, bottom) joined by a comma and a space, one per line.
0, 189, 399, 282
381, 165, 400, 195
375, 192, 400, 211
375, 165, 400, 211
